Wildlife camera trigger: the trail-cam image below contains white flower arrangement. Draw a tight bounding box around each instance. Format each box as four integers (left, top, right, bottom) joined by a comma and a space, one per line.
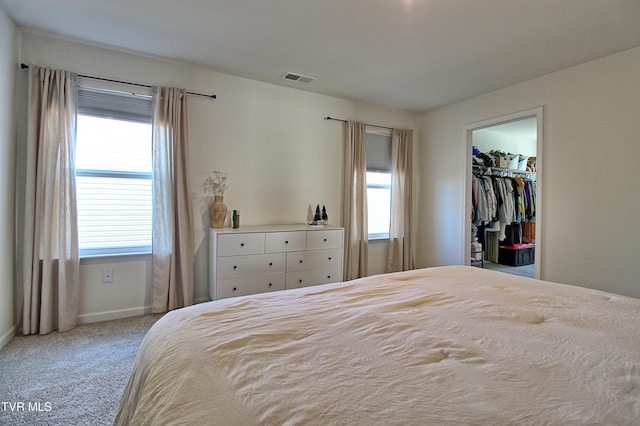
203, 170, 228, 201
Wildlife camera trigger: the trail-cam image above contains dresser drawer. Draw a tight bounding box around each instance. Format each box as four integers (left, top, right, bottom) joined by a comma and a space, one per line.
210, 226, 343, 300
265, 231, 306, 253
217, 274, 286, 299
286, 248, 342, 272
217, 253, 285, 279
286, 264, 343, 290
306, 229, 343, 250
217, 233, 265, 257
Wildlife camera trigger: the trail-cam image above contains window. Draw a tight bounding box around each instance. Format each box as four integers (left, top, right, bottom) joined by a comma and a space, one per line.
365, 129, 392, 240
75, 86, 153, 257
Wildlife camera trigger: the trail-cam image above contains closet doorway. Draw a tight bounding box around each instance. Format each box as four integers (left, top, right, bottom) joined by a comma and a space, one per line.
465, 108, 543, 279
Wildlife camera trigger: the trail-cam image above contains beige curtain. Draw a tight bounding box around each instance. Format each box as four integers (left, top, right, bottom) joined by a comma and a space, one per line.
23, 66, 80, 335
151, 87, 194, 312
342, 121, 368, 280
387, 128, 415, 272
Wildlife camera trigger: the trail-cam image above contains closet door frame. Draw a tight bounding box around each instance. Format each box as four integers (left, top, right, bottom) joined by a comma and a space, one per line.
464, 107, 544, 280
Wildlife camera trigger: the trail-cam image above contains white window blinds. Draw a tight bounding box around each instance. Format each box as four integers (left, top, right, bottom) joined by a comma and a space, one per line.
365, 129, 392, 239
76, 86, 153, 257
78, 86, 152, 123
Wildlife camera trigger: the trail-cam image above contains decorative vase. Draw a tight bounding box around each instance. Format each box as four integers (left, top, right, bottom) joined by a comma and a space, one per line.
210, 196, 228, 228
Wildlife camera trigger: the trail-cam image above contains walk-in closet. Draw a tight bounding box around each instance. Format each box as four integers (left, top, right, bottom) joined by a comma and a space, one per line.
469, 116, 538, 278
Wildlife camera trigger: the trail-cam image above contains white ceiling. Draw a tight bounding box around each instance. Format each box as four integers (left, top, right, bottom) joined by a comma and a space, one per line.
475, 117, 537, 142
2, 0, 640, 112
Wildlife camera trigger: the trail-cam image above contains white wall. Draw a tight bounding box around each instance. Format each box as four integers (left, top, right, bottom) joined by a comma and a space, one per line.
0, 9, 17, 349
15, 32, 418, 322
418, 46, 640, 299
472, 129, 537, 158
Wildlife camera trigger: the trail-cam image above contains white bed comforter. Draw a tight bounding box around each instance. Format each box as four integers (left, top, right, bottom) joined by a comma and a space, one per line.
115, 266, 640, 425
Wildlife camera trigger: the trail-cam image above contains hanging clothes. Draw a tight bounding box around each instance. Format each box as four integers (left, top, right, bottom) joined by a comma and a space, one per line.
471, 167, 536, 243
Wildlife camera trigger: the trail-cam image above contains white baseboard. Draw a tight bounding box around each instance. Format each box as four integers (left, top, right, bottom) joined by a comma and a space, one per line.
77, 299, 211, 325
0, 324, 17, 350
77, 306, 151, 324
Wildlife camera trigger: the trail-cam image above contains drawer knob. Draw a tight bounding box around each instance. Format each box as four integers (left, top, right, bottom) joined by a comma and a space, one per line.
298, 279, 303, 283
232, 287, 237, 292
268, 283, 272, 287
327, 275, 331, 279
285, 240, 289, 244
299, 260, 303, 264
269, 262, 273, 266
328, 257, 332, 260
240, 243, 245, 247
233, 265, 238, 270
324, 238, 327, 242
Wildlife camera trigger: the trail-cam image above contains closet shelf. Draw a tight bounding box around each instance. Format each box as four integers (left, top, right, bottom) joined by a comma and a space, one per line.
472, 164, 536, 179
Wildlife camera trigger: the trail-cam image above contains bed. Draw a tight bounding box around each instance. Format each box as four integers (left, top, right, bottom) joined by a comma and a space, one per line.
114, 266, 640, 425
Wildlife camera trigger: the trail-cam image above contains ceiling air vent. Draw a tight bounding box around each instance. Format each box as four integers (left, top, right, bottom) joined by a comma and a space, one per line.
282, 72, 316, 84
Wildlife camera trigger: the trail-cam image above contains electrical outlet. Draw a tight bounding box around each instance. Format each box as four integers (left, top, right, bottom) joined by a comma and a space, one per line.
102, 268, 113, 283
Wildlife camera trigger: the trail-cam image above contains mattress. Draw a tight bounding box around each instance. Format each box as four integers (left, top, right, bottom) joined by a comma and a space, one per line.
115, 266, 640, 425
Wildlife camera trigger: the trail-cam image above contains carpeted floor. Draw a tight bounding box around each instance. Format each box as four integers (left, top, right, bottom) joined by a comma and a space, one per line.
476, 261, 536, 278
0, 314, 162, 426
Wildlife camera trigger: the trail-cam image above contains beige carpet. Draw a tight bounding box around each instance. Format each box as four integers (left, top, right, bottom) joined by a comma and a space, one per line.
0, 314, 162, 426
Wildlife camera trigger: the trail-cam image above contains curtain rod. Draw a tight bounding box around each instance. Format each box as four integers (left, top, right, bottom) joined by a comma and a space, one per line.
20, 63, 216, 100
324, 116, 393, 131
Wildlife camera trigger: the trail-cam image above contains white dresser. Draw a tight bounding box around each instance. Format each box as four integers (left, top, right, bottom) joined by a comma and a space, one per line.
209, 225, 344, 300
